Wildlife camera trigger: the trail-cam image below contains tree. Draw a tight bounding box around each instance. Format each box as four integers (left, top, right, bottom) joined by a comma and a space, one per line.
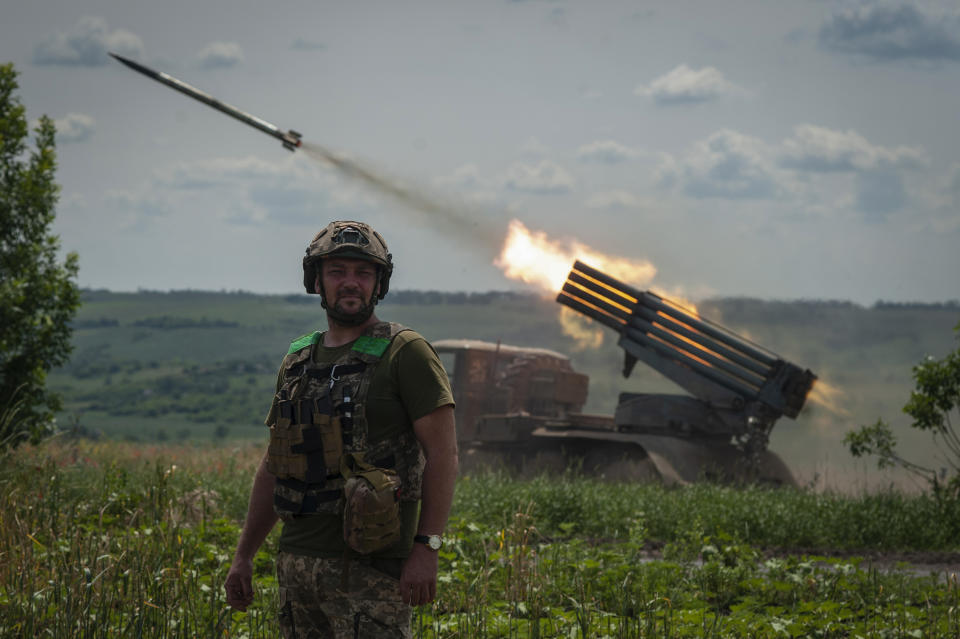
0, 63, 80, 448
845, 322, 960, 499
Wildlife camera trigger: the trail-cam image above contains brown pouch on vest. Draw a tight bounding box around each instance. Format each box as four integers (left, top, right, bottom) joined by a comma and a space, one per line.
267, 418, 308, 480
312, 412, 344, 472
341, 454, 402, 555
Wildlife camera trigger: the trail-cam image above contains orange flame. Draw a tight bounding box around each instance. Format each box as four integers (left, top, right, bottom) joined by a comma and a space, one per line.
494, 220, 657, 295
492, 219, 711, 351
808, 379, 849, 416
494, 220, 660, 348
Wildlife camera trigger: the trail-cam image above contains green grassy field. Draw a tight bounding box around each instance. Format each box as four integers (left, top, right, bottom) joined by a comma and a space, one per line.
2, 440, 959, 638
49, 289, 960, 487
9, 291, 958, 636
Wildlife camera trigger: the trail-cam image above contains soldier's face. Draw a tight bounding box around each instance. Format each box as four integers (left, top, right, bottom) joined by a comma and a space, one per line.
318, 258, 379, 316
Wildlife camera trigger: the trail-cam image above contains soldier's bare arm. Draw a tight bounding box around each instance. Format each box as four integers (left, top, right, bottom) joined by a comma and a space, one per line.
400, 404, 457, 606
224, 453, 279, 611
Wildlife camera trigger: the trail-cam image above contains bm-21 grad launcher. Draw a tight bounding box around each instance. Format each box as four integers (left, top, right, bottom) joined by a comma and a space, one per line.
555, 260, 817, 484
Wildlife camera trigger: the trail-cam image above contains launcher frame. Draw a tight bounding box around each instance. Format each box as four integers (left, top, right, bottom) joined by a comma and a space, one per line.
557, 260, 816, 455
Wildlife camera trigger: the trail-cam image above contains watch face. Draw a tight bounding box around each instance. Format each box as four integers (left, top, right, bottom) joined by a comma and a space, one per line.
427, 535, 443, 550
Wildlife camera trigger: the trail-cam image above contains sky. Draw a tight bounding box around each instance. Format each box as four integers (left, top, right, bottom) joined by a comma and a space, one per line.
3, 0, 960, 304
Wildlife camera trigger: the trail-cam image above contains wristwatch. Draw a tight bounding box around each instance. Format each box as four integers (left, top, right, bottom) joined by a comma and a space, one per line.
413, 534, 443, 551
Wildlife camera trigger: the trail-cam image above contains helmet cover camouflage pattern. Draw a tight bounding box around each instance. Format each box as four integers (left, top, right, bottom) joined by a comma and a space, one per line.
302, 221, 393, 300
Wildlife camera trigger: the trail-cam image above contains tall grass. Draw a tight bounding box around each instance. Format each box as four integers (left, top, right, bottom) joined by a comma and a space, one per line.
2, 441, 959, 637
454, 471, 960, 551
0, 441, 275, 637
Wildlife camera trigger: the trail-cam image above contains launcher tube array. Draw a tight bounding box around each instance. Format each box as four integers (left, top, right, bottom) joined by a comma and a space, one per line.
557, 261, 787, 403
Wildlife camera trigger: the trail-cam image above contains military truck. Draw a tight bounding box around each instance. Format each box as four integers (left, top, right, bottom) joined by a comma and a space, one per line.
435, 261, 817, 485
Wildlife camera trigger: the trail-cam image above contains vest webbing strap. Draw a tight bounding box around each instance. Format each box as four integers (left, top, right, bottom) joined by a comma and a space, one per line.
276, 455, 394, 486
275, 453, 397, 514
302, 362, 367, 380
273, 489, 341, 515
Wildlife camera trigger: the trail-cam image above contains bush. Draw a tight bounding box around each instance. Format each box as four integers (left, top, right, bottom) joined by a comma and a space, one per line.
846, 322, 960, 500
0, 63, 79, 448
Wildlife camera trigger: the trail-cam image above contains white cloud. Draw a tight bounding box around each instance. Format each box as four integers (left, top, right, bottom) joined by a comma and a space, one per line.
105, 189, 169, 218
150, 154, 369, 225
634, 64, 741, 105
658, 125, 933, 219
33, 17, 143, 66
198, 42, 244, 69
776, 125, 924, 218
585, 190, 640, 210
577, 140, 638, 164
53, 113, 96, 144
819, 2, 960, 61
503, 160, 575, 194
431, 164, 504, 207
780, 125, 927, 172
658, 129, 783, 199
435, 164, 486, 189
156, 156, 283, 190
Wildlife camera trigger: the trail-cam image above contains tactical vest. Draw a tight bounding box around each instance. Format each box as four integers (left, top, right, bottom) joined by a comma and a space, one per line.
266, 322, 425, 521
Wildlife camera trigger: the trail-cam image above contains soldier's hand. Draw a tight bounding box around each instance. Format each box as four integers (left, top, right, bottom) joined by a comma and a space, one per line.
224, 557, 255, 612
399, 544, 438, 606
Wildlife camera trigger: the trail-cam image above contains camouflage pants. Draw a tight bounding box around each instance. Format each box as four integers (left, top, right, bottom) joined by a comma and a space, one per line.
276, 551, 411, 639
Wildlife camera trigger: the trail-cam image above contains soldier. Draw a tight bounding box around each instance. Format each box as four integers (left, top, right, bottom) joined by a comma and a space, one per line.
224, 221, 458, 638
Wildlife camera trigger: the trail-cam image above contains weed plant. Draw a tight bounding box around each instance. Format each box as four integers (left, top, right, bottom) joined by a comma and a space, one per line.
2, 441, 959, 637
453, 471, 960, 551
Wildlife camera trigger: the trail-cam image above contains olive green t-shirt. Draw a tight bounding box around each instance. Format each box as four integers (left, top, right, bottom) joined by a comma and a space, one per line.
274, 329, 454, 559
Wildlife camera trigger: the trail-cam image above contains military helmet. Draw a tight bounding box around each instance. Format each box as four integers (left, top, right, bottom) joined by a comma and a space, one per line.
302, 221, 393, 299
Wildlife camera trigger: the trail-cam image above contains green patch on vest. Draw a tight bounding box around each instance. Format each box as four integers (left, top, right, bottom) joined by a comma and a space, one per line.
288, 331, 322, 355
352, 336, 391, 357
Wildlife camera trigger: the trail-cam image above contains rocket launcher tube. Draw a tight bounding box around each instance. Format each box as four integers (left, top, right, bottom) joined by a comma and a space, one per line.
558, 286, 762, 400
561, 281, 632, 323
559, 260, 817, 417
619, 325, 761, 400
110, 52, 302, 152
560, 282, 766, 391
571, 260, 646, 302
628, 305, 770, 377
572, 260, 779, 367
641, 292, 778, 368
556, 290, 624, 332
566, 271, 771, 377
628, 315, 766, 390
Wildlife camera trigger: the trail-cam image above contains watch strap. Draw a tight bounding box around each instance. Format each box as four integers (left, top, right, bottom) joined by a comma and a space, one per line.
414, 534, 442, 549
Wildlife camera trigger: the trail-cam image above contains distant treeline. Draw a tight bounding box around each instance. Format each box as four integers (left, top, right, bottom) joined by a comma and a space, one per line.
873, 299, 960, 310
70, 317, 120, 329
708, 297, 959, 312
80, 288, 960, 310
131, 316, 239, 329
70, 315, 240, 330
54, 285, 960, 444
81, 288, 264, 301
291, 290, 538, 306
